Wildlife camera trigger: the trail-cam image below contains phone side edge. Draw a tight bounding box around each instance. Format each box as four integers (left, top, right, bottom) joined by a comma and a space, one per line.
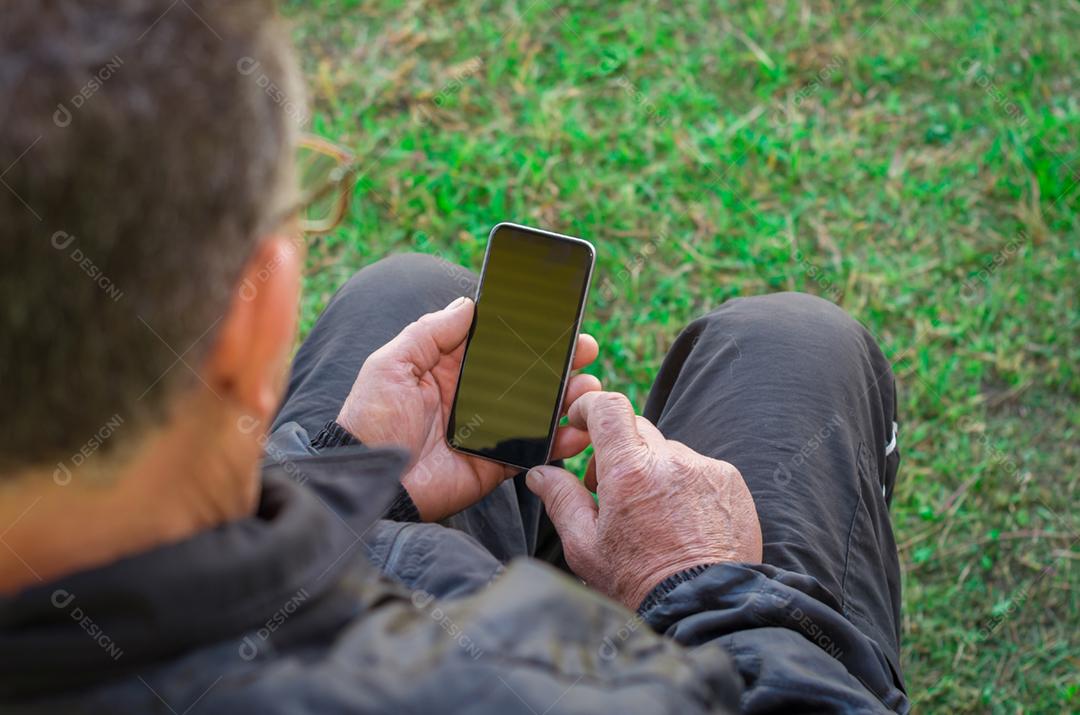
444, 233, 496, 453
541, 235, 595, 465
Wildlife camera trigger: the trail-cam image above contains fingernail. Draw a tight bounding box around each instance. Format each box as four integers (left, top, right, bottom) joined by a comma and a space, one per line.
445, 296, 468, 310
525, 468, 543, 491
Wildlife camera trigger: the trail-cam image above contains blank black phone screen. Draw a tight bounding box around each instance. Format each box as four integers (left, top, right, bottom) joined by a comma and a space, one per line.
447, 224, 593, 469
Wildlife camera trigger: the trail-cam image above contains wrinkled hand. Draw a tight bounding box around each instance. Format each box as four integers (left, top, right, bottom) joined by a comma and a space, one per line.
525, 391, 762, 610
337, 296, 600, 522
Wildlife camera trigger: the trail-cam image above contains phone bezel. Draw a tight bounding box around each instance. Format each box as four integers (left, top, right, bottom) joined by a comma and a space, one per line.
445, 222, 596, 472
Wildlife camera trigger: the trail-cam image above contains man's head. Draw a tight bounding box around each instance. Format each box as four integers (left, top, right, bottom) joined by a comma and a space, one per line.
0, 0, 304, 480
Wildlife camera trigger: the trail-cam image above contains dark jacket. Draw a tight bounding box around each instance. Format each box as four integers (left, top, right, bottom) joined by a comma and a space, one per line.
0, 425, 908, 714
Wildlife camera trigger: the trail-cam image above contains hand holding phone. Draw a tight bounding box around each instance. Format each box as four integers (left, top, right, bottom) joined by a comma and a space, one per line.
525, 391, 763, 610
336, 225, 599, 521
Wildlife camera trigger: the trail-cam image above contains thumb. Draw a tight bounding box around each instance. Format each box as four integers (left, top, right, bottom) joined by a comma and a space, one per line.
394, 296, 474, 371
526, 465, 598, 560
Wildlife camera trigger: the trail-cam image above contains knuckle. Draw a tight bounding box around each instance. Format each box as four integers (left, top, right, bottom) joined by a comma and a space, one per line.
668, 445, 702, 475
709, 458, 742, 482
608, 442, 654, 481
595, 411, 626, 436
722, 459, 741, 476
598, 391, 632, 413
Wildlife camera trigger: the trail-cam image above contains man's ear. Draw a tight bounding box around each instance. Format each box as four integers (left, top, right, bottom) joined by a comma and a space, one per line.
203, 235, 302, 421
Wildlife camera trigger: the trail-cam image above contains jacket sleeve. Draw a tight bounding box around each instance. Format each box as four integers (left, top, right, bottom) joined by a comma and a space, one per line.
270, 419, 422, 523
638, 562, 910, 714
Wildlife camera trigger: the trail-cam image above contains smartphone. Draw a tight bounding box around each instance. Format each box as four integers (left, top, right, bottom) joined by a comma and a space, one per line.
447, 222, 595, 471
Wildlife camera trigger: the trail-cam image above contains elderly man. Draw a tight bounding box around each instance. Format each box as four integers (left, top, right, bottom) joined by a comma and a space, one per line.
0, 2, 907, 713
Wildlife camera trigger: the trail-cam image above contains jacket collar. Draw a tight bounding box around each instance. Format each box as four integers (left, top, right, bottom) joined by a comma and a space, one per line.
0, 445, 407, 699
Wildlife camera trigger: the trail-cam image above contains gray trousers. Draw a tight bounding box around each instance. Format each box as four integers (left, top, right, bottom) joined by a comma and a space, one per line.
272, 252, 904, 685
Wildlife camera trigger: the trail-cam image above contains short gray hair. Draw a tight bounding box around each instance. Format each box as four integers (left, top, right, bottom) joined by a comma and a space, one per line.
0, 0, 302, 474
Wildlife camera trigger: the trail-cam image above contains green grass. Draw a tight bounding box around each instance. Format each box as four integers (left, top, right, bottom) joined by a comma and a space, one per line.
283, 1, 1078, 711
